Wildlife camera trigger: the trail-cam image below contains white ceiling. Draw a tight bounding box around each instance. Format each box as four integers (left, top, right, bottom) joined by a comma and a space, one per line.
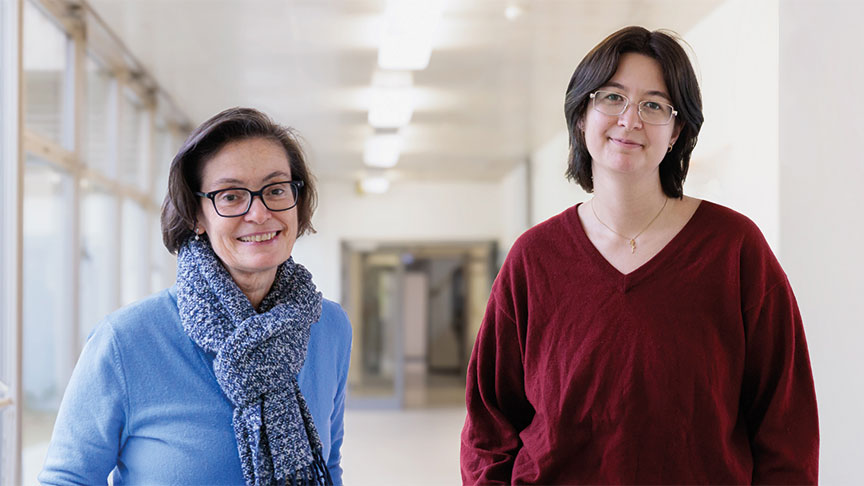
86, 0, 723, 182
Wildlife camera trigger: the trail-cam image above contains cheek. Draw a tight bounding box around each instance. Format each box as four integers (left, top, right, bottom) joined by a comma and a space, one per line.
200, 211, 235, 245
282, 213, 299, 238
197, 202, 218, 230
582, 114, 609, 139
583, 121, 607, 153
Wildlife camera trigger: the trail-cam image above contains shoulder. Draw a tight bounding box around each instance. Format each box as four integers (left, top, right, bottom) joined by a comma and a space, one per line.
694, 200, 765, 241
307, 299, 352, 381
695, 199, 789, 293
103, 288, 178, 330
490, 206, 580, 311
73, 290, 179, 394
502, 204, 581, 275
511, 204, 580, 254
312, 299, 353, 348
95, 288, 181, 349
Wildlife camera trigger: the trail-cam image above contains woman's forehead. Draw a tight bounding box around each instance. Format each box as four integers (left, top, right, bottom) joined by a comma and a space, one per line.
605, 53, 670, 97
202, 138, 292, 186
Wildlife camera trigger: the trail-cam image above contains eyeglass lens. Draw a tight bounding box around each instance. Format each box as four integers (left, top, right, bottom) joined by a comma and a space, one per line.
592, 91, 674, 125
213, 182, 298, 216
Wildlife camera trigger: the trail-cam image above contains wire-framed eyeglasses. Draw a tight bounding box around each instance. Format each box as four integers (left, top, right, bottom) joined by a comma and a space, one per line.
195, 180, 303, 218
589, 90, 678, 126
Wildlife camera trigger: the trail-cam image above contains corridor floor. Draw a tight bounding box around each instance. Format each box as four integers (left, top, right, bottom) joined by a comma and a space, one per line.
341, 406, 467, 485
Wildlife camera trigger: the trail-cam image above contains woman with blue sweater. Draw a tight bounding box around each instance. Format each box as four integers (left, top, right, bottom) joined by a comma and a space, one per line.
40, 107, 351, 485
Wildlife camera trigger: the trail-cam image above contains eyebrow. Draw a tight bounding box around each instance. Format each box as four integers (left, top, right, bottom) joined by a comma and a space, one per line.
602, 82, 673, 102
211, 171, 291, 187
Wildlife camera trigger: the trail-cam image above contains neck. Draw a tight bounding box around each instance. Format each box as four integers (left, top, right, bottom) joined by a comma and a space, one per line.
590, 168, 669, 236
228, 267, 278, 310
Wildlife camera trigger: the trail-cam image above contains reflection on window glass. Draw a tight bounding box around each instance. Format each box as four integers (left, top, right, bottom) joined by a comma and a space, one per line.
85, 55, 115, 176
22, 154, 73, 482
23, 1, 70, 146
120, 93, 149, 189
80, 180, 117, 345
122, 198, 148, 305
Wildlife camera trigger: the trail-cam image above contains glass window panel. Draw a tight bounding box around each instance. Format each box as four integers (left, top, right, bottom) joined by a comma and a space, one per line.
0, 1, 10, 479
153, 124, 173, 205
23, 1, 70, 146
84, 55, 115, 176
0, 0, 7, 379
22, 154, 74, 484
80, 180, 118, 346
150, 214, 175, 292
121, 198, 148, 305
119, 93, 149, 189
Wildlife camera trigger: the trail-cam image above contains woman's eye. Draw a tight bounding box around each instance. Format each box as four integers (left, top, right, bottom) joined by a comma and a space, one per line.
643, 101, 663, 111
604, 93, 624, 102
218, 192, 242, 203
269, 188, 285, 196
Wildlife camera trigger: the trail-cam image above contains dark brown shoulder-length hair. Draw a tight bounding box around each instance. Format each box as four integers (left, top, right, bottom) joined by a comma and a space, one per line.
564, 26, 704, 198
161, 107, 317, 254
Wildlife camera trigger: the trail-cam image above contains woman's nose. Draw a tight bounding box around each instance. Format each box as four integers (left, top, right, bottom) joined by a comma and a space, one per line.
244, 196, 271, 223
618, 103, 642, 130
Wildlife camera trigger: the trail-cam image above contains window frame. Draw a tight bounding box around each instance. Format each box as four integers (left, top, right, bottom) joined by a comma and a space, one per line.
0, 0, 24, 482
8, 0, 190, 480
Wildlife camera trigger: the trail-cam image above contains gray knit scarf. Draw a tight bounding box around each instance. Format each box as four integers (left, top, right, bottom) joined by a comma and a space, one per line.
176, 238, 332, 486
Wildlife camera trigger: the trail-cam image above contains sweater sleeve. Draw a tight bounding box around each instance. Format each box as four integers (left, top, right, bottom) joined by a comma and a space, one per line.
326, 313, 352, 485
739, 244, 819, 484
39, 321, 128, 485
461, 275, 534, 485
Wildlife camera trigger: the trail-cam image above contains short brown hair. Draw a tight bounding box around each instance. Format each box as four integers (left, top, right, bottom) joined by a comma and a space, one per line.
161, 107, 317, 254
564, 26, 704, 197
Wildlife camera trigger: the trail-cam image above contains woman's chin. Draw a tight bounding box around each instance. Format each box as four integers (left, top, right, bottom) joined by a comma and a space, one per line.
220, 250, 292, 279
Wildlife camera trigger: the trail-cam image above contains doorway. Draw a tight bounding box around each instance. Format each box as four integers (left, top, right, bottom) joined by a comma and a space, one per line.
342, 241, 497, 409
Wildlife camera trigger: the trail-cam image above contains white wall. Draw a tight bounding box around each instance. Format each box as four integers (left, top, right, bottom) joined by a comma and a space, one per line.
497, 159, 532, 258
779, 1, 864, 482
685, 0, 780, 251
292, 179, 503, 303
528, 130, 589, 226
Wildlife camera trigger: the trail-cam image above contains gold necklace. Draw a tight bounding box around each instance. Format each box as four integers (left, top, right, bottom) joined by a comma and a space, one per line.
590, 197, 668, 254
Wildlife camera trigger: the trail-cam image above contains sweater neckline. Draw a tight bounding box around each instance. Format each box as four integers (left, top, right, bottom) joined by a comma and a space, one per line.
568, 199, 708, 292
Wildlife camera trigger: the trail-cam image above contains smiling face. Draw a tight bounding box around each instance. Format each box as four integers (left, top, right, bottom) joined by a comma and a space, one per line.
197, 137, 298, 285
582, 52, 682, 179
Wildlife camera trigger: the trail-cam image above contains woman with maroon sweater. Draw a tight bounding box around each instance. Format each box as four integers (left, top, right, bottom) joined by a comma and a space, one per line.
461, 26, 818, 485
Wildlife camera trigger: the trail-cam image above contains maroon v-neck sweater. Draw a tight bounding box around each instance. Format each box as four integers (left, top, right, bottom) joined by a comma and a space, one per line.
461, 201, 818, 485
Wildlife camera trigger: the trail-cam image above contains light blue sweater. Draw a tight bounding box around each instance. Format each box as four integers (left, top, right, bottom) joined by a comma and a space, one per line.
39, 287, 352, 485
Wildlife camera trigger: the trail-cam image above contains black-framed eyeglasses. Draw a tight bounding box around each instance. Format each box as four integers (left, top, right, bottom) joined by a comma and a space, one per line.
589, 90, 678, 125
195, 180, 304, 218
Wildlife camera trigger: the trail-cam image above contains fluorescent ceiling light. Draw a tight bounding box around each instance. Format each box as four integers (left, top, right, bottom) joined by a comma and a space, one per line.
363, 132, 402, 168
378, 0, 444, 70
359, 176, 391, 195
505, 5, 523, 21
368, 71, 415, 128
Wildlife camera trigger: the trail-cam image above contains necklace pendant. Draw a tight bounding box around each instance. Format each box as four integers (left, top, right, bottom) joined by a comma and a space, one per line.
629, 239, 636, 253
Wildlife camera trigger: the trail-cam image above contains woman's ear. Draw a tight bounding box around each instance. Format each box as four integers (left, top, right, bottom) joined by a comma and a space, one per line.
191, 216, 206, 236
670, 121, 683, 147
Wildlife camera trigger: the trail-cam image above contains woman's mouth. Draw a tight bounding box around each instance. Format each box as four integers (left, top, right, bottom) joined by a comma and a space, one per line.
238, 231, 280, 243
610, 137, 643, 148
